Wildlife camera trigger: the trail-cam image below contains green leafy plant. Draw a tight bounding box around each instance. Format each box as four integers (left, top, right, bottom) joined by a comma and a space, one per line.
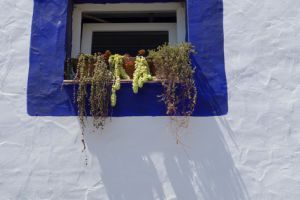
74, 53, 114, 162
108, 54, 130, 107
132, 56, 153, 93
76, 54, 93, 127
90, 54, 113, 129
70, 44, 197, 148
148, 43, 197, 120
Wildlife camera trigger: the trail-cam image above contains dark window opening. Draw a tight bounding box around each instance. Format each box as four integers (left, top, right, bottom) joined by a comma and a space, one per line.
82, 11, 177, 23
91, 31, 169, 55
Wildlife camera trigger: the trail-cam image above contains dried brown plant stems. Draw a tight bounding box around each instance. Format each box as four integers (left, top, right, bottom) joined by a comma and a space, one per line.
76, 54, 92, 127
148, 43, 197, 129
75, 54, 112, 160
71, 43, 197, 147
90, 54, 113, 129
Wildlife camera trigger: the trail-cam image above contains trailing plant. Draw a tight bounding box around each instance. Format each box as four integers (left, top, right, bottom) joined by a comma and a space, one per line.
102, 50, 111, 62
75, 53, 114, 128
108, 54, 130, 107
76, 54, 93, 126
71, 44, 197, 150
74, 53, 115, 163
123, 54, 135, 79
132, 56, 153, 93
74, 54, 92, 156
148, 43, 197, 121
90, 54, 113, 129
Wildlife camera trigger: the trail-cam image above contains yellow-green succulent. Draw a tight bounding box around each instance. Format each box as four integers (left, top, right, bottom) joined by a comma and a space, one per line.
132, 56, 152, 93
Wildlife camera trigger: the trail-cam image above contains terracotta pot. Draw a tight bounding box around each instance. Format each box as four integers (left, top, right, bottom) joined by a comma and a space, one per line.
123, 57, 135, 79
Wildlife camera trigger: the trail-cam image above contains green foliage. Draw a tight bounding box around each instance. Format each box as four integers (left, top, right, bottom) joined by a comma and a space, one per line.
70, 44, 197, 148
73, 43, 197, 135
90, 54, 113, 129
148, 43, 197, 118
76, 54, 92, 126
132, 56, 152, 94
108, 54, 130, 107
75, 54, 112, 129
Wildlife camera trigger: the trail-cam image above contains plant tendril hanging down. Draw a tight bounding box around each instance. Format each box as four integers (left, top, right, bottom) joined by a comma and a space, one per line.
132, 56, 152, 93
148, 43, 197, 126
108, 54, 130, 107
76, 54, 93, 127
75, 54, 93, 156
71, 43, 197, 147
90, 54, 113, 129
75, 53, 113, 160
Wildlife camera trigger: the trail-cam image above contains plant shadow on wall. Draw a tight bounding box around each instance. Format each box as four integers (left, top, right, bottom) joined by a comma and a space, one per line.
67, 43, 248, 199
84, 117, 250, 200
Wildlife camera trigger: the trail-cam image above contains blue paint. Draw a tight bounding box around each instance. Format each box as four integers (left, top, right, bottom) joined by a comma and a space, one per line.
187, 0, 228, 116
74, 0, 182, 3
27, 0, 227, 116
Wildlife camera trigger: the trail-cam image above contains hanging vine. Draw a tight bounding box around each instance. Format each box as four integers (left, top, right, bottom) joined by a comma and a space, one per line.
148, 43, 197, 127
132, 56, 153, 93
76, 54, 93, 127
90, 54, 113, 129
108, 54, 130, 107
69, 43, 198, 149
74, 53, 113, 160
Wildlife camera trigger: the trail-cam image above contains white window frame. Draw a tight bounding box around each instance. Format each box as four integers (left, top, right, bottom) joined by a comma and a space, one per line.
72, 2, 186, 58
81, 23, 177, 54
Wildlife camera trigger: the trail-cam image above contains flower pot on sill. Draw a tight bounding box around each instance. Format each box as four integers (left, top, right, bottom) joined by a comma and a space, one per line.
123, 57, 157, 79
123, 57, 135, 79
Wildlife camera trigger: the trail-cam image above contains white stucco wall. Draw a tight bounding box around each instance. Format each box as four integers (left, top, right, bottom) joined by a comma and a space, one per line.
0, 0, 300, 199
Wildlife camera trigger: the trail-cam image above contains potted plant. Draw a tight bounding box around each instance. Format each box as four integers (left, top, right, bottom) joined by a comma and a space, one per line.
123, 54, 135, 79
108, 54, 130, 107
75, 53, 113, 129
132, 55, 153, 93
148, 43, 197, 119
67, 42, 197, 148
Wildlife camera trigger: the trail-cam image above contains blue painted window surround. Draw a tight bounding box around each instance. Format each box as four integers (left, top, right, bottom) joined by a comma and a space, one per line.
27, 0, 228, 116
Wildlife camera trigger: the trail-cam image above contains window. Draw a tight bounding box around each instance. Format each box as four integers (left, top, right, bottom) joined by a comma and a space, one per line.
27, 0, 228, 116
89, 31, 169, 55
81, 24, 175, 55
71, 3, 186, 57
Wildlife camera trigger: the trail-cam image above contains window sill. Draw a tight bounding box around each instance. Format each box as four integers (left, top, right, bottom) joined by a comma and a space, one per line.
63, 79, 162, 85
62, 78, 166, 116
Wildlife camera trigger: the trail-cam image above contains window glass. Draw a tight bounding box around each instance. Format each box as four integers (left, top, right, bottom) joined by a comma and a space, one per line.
91, 31, 168, 55
82, 11, 176, 23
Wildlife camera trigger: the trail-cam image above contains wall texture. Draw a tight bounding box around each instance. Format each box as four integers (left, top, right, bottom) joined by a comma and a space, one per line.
0, 0, 300, 199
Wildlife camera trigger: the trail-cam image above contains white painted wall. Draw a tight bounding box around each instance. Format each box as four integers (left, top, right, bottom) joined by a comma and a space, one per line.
0, 0, 300, 199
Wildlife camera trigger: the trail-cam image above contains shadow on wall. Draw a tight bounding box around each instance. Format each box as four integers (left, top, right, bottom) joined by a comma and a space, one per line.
84, 117, 249, 200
